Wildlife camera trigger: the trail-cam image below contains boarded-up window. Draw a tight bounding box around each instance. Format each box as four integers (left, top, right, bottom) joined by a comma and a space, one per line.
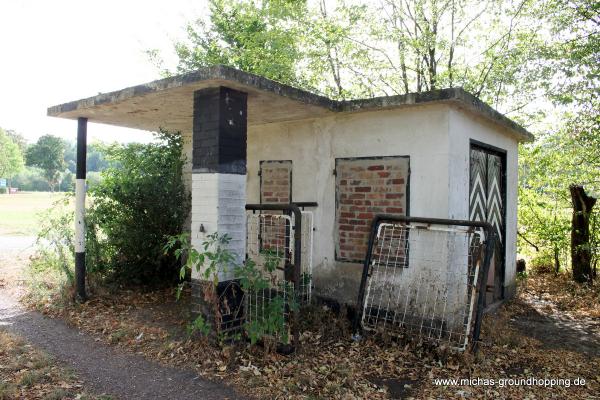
260, 160, 292, 204
259, 160, 292, 254
335, 156, 409, 262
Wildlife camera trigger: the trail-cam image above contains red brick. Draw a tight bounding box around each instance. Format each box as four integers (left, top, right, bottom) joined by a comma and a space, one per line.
355, 187, 372, 193
386, 193, 403, 199
378, 171, 391, 178
357, 212, 374, 219
386, 207, 403, 213
367, 165, 384, 171
349, 206, 366, 212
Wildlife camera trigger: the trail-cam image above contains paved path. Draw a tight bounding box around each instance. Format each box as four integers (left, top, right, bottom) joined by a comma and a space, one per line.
0, 235, 36, 251
0, 239, 244, 400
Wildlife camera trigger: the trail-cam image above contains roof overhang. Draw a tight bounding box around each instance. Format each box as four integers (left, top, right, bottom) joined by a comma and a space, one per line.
48, 65, 534, 142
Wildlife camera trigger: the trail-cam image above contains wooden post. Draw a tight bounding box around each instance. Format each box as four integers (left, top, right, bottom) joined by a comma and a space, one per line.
75, 117, 88, 301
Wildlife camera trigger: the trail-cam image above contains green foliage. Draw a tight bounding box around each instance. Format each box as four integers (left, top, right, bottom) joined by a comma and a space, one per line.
164, 0, 306, 85
153, 0, 600, 281
64, 141, 109, 175
87, 129, 190, 285
11, 167, 52, 191
25, 135, 67, 192
26, 196, 77, 304
187, 314, 212, 336
0, 127, 25, 180
165, 232, 298, 345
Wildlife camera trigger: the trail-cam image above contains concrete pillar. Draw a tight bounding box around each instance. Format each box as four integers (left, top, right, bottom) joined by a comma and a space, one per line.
190, 87, 247, 325
75, 117, 87, 301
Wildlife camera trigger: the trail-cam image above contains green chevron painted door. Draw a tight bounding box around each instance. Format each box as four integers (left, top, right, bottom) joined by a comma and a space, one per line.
469, 144, 506, 304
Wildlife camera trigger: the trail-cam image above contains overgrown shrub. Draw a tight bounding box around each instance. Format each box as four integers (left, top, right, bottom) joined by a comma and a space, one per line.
88, 129, 190, 285
530, 252, 555, 274
27, 196, 76, 305
165, 232, 297, 346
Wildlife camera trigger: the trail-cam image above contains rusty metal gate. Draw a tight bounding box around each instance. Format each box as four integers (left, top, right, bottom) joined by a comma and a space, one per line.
354, 215, 495, 351
243, 204, 313, 349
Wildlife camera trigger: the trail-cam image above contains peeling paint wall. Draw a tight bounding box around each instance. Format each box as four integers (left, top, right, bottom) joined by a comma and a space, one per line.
246, 104, 451, 304
448, 108, 519, 299
181, 103, 519, 306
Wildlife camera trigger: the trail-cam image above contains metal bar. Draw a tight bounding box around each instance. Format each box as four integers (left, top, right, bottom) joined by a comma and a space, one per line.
471, 231, 496, 352
292, 202, 318, 208
75, 117, 87, 302
352, 215, 381, 334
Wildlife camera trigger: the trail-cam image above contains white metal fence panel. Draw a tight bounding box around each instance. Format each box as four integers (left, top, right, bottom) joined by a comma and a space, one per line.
359, 220, 489, 350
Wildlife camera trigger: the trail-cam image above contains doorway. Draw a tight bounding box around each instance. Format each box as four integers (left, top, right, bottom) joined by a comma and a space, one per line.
469, 140, 506, 304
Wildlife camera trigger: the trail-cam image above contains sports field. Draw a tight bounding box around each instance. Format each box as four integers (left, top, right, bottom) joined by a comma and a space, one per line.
0, 192, 63, 236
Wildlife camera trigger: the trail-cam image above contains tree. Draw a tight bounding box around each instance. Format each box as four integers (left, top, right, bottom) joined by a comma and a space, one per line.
0, 127, 25, 186
5, 129, 27, 154
570, 185, 596, 283
156, 0, 306, 86
157, 0, 599, 282
26, 135, 66, 192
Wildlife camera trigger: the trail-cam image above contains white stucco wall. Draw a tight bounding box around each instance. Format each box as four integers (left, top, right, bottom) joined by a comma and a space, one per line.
181, 103, 520, 305
246, 104, 452, 303
448, 108, 519, 298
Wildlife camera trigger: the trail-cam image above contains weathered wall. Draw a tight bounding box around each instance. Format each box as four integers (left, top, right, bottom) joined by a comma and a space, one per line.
448, 108, 519, 299
181, 103, 520, 305
246, 104, 451, 304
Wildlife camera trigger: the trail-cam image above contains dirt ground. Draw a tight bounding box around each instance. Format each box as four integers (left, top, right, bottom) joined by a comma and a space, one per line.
1, 239, 599, 399
0, 239, 242, 400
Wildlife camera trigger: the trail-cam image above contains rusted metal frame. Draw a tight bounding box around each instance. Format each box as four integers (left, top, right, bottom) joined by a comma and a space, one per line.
245, 204, 302, 350
353, 214, 495, 352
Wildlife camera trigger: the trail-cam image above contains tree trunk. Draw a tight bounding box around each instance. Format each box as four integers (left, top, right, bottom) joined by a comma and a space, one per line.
570, 185, 597, 283
554, 247, 560, 275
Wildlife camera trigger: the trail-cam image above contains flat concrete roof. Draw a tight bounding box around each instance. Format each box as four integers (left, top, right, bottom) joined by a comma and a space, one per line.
48, 65, 534, 142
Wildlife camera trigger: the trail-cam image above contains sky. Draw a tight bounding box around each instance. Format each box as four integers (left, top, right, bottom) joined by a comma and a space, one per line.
0, 0, 209, 144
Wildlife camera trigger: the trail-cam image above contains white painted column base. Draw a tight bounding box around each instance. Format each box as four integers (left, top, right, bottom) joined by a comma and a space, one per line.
75, 178, 86, 253
191, 173, 246, 281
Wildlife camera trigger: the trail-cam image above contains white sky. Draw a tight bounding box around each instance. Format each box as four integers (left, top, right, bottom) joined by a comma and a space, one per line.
0, 0, 209, 144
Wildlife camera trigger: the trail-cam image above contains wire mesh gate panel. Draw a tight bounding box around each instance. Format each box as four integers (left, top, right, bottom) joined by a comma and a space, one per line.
355, 215, 495, 351
242, 204, 313, 348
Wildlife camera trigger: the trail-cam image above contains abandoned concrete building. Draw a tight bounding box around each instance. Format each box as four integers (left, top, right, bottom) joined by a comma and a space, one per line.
48, 65, 533, 346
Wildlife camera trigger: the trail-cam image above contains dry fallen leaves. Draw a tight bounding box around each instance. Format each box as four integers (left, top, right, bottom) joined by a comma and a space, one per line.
26, 273, 600, 400
0, 330, 105, 400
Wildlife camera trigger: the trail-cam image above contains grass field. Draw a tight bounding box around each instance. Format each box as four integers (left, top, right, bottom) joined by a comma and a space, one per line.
0, 192, 63, 236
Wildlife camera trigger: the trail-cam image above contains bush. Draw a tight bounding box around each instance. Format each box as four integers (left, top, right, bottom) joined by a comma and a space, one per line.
87, 130, 190, 285
0, 187, 7, 194
26, 196, 76, 305
11, 166, 51, 191
530, 252, 555, 274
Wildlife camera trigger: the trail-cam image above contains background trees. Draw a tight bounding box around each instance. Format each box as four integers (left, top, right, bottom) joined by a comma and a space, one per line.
25, 135, 67, 192
150, 0, 599, 282
0, 127, 25, 188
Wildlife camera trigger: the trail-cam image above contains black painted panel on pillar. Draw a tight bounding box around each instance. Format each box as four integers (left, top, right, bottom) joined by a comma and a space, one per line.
193, 86, 247, 174
76, 117, 87, 179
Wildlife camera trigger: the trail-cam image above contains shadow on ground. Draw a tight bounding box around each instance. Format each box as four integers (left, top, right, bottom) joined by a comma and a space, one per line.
508, 297, 600, 358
